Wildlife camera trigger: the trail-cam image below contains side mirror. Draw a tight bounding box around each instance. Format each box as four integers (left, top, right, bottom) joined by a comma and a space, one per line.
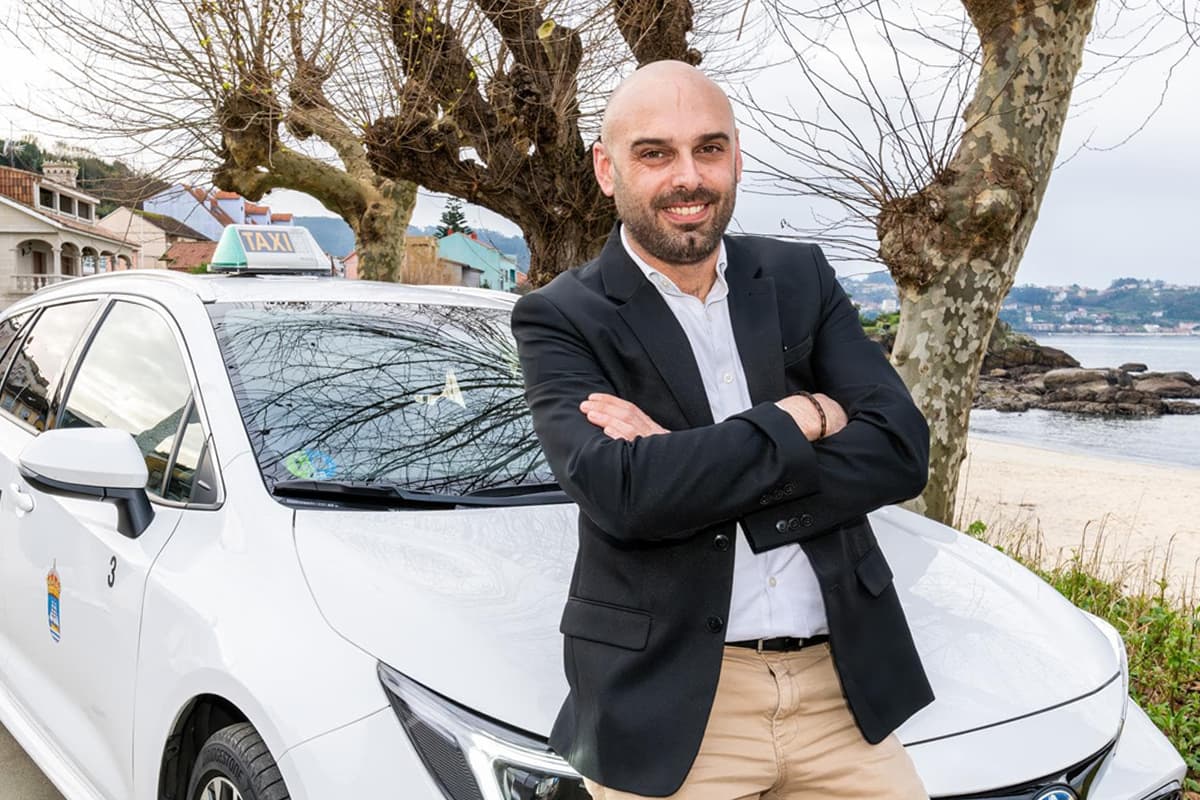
18, 427, 155, 538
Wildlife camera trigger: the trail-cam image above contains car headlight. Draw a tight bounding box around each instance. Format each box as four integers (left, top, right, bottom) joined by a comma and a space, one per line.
1080, 610, 1130, 726
378, 662, 589, 800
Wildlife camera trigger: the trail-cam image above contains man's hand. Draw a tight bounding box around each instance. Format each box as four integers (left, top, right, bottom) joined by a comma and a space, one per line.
775, 393, 849, 441
580, 393, 670, 441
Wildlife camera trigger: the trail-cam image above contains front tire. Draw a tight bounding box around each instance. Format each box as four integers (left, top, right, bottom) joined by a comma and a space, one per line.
187, 723, 290, 800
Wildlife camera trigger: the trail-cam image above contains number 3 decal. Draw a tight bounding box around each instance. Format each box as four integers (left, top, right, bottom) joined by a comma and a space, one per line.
107, 556, 117, 588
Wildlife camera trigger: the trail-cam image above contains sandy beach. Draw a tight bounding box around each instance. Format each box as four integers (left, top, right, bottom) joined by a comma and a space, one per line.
955, 435, 1200, 601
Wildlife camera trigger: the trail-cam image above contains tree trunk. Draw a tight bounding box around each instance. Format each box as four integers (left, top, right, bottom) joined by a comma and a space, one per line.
355, 180, 419, 282
884, 0, 1098, 525
525, 215, 614, 286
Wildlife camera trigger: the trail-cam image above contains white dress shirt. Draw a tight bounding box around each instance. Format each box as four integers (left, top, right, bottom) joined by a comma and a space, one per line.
619, 225, 829, 639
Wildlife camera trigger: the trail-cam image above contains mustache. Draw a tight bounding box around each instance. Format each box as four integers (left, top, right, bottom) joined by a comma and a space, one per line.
653, 189, 720, 210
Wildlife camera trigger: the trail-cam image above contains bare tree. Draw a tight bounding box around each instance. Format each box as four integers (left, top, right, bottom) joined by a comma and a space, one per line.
12, 0, 758, 283
741, 0, 1196, 525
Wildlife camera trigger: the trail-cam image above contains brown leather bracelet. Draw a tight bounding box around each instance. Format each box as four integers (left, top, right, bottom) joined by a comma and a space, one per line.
797, 390, 826, 438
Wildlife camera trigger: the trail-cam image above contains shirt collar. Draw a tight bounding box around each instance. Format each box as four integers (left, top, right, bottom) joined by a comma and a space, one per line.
619, 223, 728, 301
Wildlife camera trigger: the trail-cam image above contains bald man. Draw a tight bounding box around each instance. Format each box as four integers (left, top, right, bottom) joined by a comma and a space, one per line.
511, 61, 935, 799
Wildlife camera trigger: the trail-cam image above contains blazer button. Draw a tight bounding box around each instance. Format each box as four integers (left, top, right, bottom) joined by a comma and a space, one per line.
713, 533, 731, 551
800, 513, 814, 527
775, 519, 788, 533
706, 616, 724, 633
787, 516, 801, 532
783, 483, 794, 495
759, 495, 769, 505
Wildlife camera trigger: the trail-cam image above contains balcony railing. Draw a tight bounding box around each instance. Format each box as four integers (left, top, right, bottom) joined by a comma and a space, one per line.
9, 273, 76, 294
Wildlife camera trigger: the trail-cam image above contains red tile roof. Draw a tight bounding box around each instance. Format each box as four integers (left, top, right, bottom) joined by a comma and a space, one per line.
0, 165, 36, 206
245, 202, 270, 215
270, 212, 293, 221
214, 191, 241, 200
161, 241, 218, 272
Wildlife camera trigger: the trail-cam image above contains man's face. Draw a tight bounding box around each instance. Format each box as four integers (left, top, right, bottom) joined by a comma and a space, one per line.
595, 79, 742, 267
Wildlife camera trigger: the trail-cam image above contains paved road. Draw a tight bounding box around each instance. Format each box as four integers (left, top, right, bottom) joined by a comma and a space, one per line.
0, 724, 62, 799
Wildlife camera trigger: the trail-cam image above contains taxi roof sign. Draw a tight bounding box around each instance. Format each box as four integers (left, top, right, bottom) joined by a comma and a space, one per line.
209, 225, 330, 273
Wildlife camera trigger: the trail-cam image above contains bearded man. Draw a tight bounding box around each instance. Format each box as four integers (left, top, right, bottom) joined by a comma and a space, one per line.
510, 60, 934, 800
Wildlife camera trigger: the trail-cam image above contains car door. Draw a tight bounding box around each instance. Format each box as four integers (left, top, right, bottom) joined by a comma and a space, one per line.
0, 296, 197, 800
0, 298, 101, 680
0, 307, 37, 677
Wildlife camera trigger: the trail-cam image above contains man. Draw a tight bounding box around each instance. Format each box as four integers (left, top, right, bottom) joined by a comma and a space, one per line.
510, 60, 934, 799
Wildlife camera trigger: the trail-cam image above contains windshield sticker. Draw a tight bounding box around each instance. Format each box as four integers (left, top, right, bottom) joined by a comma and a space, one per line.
414, 371, 466, 409
47, 562, 61, 643
283, 448, 338, 480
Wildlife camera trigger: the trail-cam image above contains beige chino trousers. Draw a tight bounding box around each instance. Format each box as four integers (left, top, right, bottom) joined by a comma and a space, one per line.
582, 643, 929, 800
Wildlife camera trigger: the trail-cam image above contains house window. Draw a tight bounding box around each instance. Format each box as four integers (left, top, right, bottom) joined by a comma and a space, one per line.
59, 195, 75, 215
77, 203, 92, 221
39, 188, 54, 209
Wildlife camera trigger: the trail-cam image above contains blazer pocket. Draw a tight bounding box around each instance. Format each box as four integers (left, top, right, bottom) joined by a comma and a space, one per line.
560, 596, 652, 650
854, 546, 895, 597
782, 335, 814, 366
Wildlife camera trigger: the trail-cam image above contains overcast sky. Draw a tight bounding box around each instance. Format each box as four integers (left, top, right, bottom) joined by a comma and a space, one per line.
1, 1, 1195, 288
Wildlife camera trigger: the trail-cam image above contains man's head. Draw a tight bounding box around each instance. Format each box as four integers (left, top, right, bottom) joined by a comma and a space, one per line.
595, 61, 742, 268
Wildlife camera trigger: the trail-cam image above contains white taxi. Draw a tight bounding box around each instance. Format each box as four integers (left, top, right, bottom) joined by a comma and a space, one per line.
0, 225, 1187, 800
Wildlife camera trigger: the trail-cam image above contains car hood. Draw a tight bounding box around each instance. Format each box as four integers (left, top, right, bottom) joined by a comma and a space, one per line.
292, 503, 1119, 744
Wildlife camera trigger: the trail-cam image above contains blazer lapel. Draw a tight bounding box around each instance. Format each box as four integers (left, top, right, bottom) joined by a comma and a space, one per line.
724, 237, 785, 405
600, 227, 714, 428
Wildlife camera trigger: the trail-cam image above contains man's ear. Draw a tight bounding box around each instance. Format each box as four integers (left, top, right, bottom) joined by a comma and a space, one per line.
593, 139, 616, 197
734, 128, 743, 184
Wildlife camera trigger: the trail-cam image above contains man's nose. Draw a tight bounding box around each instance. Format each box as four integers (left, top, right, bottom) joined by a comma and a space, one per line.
671, 153, 702, 191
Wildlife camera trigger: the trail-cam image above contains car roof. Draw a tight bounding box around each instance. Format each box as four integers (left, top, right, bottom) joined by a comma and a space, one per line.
2, 270, 520, 316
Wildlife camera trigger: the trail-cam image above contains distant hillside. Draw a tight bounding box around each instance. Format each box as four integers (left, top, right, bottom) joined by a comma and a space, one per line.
2, 137, 169, 215
1002, 278, 1200, 333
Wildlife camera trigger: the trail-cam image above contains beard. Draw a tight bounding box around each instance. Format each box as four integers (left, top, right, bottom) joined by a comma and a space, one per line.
614, 179, 736, 266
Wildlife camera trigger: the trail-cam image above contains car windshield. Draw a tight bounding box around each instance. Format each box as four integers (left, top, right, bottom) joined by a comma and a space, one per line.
207, 299, 555, 497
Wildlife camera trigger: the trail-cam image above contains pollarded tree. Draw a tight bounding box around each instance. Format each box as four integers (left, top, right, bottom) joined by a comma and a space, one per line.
743, 0, 1195, 524
14, 0, 756, 283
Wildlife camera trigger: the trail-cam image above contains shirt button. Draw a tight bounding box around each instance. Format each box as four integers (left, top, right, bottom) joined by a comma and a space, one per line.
722, 372, 733, 383
768, 576, 777, 588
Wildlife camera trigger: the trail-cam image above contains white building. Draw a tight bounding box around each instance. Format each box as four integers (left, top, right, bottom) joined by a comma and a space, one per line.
0, 162, 139, 310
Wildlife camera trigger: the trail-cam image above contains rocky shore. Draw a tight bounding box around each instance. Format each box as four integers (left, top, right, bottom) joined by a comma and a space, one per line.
872, 322, 1200, 416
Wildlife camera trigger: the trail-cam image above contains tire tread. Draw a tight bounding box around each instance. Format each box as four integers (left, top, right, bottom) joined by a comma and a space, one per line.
187, 722, 290, 800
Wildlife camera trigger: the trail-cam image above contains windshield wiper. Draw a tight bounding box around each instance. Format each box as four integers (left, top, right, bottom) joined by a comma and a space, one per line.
272, 479, 570, 508
462, 481, 565, 499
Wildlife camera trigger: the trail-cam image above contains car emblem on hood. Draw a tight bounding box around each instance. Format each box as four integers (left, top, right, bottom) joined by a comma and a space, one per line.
1035, 788, 1076, 800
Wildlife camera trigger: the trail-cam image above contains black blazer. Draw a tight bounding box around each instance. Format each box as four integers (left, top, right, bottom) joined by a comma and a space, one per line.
510, 227, 935, 797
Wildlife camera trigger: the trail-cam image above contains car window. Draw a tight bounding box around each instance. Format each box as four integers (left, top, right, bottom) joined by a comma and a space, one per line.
164, 401, 207, 502
207, 300, 554, 496
57, 301, 194, 497
0, 301, 99, 431
0, 311, 34, 377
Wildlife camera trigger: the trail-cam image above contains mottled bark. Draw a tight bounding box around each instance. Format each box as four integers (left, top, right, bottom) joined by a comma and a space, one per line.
884, 0, 1099, 524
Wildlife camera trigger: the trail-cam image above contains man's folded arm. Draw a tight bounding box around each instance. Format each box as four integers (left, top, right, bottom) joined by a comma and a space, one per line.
511, 291, 820, 543
740, 245, 930, 553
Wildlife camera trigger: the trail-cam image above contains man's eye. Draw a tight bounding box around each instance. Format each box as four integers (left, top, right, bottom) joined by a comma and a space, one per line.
699, 144, 724, 154
640, 150, 665, 160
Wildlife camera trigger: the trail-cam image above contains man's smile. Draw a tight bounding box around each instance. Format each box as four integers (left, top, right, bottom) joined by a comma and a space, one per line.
661, 202, 711, 223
